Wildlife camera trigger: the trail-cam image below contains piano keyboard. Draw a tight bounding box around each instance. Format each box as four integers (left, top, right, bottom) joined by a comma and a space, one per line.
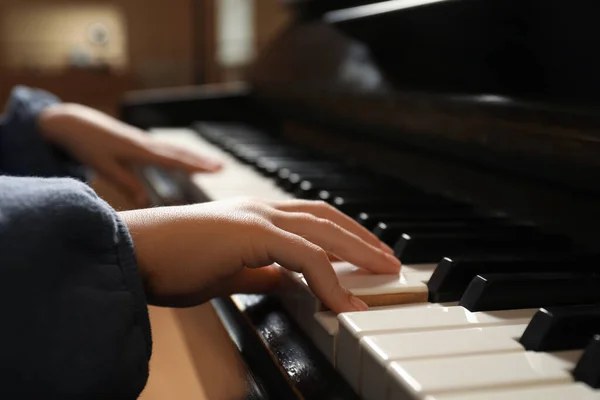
147, 123, 600, 400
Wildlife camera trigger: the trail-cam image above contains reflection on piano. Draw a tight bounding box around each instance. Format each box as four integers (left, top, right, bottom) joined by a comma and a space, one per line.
122, 1, 600, 399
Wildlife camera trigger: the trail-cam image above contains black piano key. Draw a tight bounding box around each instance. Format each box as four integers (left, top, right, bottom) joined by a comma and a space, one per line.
331, 197, 469, 216
374, 221, 481, 245
233, 145, 313, 163
277, 163, 342, 180
332, 193, 454, 205
296, 181, 365, 199
356, 209, 483, 229
233, 144, 294, 156
284, 171, 383, 192
257, 158, 326, 175
294, 174, 422, 199
226, 142, 283, 156
520, 305, 600, 352
459, 273, 600, 312
277, 168, 343, 184
321, 190, 430, 203
573, 334, 600, 389
373, 220, 533, 246
220, 131, 276, 142
394, 231, 568, 264
281, 171, 355, 192
427, 254, 595, 302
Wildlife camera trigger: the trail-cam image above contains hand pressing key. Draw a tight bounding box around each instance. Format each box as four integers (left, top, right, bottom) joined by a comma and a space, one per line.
120, 198, 400, 313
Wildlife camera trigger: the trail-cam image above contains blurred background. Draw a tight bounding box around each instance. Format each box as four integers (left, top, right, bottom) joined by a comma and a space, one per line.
0, 0, 292, 116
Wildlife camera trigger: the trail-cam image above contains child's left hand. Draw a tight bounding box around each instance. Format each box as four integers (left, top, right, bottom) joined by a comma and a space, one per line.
39, 103, 223, 207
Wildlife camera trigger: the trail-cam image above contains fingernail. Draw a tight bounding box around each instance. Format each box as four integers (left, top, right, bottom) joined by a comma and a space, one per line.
380, 242, 394, 254
388, 253, 401, 264
350, 295, 369, 311
386, 253, 402, 269
206, 160, 223, 170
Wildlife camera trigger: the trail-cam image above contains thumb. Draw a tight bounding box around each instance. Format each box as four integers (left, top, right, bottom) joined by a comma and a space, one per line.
97, 162, 149, 207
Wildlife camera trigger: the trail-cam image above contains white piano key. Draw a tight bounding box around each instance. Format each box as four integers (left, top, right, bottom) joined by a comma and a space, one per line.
427, 382, 600, 400
279, 260, 433, 363
300, 262, 429, 310
150, 128, 230, 161
360, 324, 527, 400
278, 267, 425, 366
307, 304, 425, 367
149, 128, 292, 201
388, 350, 583, 399
311, 312, 339, 364
400, 263, 438, 281
276, 269, 318, 325
336, 305, 536, 392
275, 268, 306, 316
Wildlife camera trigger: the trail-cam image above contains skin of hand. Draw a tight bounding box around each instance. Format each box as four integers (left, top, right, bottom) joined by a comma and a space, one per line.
38, 103, 223, 207
120, 198, 401, 314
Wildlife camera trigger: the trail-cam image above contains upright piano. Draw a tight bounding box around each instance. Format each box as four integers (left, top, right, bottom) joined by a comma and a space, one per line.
121, 1, 600, 398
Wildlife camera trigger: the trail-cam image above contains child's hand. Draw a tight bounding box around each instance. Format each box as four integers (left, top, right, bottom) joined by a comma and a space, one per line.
120, 198, 400, 313
39, 103, 222, 207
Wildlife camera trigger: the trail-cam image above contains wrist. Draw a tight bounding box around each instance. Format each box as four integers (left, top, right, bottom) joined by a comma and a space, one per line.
118, 209, 153, 284
38, 103, 79, 145
118, 207, 183, 300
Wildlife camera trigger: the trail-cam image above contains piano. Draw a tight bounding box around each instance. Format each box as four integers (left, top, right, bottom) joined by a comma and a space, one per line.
121, 1, 600, 399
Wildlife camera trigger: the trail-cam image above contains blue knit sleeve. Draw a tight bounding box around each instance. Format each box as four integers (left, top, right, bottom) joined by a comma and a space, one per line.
0, 86, 86, 180
0, 176, 152, 399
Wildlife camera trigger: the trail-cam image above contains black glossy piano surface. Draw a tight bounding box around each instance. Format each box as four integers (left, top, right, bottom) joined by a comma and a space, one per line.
123, 1, 600, 398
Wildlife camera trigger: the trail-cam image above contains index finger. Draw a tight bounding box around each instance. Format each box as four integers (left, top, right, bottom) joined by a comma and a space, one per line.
272, 200, 394, 254
267, 228, 368, 314
137, 142, 224, 173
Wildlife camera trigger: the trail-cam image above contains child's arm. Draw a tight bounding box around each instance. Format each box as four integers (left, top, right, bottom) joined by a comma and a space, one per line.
0, 175, 395, 398
39, 102, 223, 207
0, 86, 222, 206
120, 197, 399, 313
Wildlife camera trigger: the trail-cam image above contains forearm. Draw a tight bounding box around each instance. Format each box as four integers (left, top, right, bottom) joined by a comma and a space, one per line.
39, 103, 146, 149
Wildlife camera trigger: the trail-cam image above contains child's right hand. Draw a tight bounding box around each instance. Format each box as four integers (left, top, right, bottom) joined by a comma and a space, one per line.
120, 198, 401, 313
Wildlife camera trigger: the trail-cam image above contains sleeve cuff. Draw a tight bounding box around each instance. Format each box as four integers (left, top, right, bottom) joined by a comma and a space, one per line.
114, 214, 153, 362
0, 86, 87, 180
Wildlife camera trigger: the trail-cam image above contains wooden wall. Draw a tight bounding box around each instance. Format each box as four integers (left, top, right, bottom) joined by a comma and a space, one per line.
255, 0, 292, 53
0, 0, 293, 114
0, 0, 195, 88
119, 0, 195, 88
198, 0, 292, 84
0, 0, 195, 114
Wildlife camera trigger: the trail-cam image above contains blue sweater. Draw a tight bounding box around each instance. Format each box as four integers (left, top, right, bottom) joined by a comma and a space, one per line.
0, 87, 152, 399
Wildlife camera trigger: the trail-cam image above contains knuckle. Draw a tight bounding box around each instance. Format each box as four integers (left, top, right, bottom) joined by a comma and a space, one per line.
313, 200, 331, 209
311, 246, 330, 263
236, 197, 268, 212
295, 212, 319, 223
316, 217, 341, 232
244, 217, 274, 236
269, 209, 288, 225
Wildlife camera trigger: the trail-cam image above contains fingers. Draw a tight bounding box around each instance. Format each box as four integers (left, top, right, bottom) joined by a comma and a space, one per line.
268, 229, 368, 313
134, 141, 223, 173
273, 200, 394, 254
97, 162, 149, 207
275, 212, 401, 274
